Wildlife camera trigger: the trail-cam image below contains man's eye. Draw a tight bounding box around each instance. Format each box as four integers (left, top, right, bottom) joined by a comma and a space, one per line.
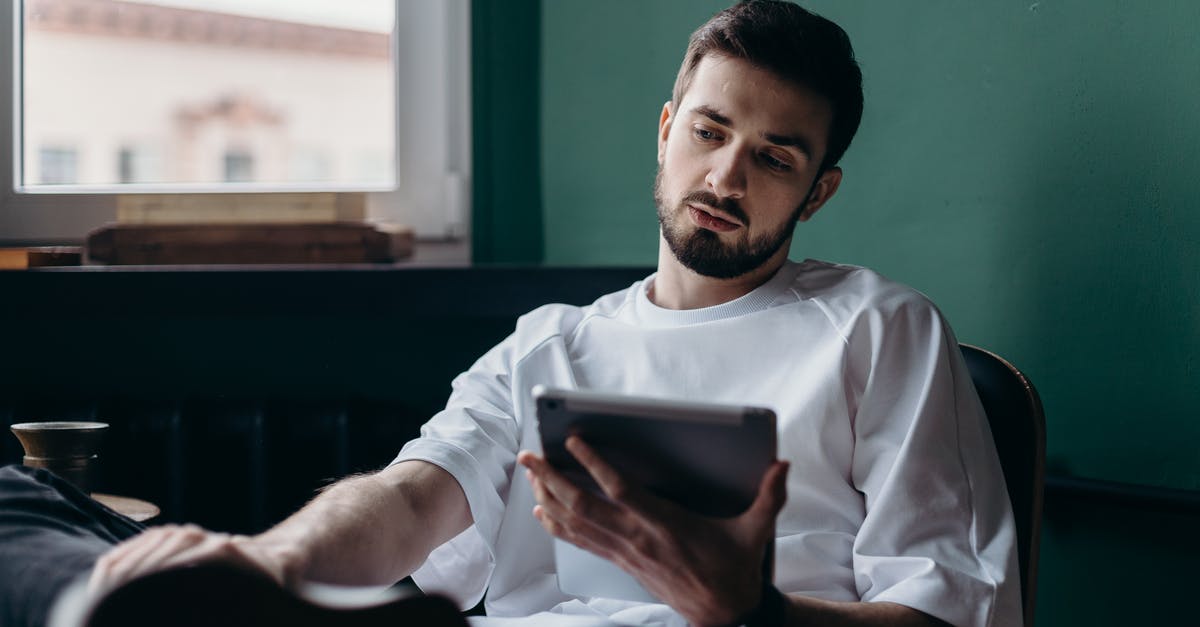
693, 127, 720, 141
761, 153, 792, 172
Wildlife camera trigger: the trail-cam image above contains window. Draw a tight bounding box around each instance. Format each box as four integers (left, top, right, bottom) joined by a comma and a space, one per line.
117, 149, 136, 185
117, 145, 164, 184
1, 0, 471, 244
37, 146, 77, 184
222, 149, 255, 183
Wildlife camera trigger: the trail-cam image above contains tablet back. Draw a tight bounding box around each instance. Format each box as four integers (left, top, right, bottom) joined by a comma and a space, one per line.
534, 387, 776, 602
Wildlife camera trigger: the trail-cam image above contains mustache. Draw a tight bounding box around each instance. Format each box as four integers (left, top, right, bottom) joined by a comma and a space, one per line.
678, 190, 749, 226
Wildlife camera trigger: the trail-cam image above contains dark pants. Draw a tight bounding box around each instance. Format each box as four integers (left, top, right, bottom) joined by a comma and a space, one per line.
0, 464, 146, 627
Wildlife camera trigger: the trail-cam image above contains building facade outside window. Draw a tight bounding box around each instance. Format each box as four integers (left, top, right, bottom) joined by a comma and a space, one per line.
1, 0, 472, 245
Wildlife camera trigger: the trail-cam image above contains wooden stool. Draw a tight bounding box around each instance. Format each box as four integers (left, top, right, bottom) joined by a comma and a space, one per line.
93, 493, 161, 523
10, 421, 161, 523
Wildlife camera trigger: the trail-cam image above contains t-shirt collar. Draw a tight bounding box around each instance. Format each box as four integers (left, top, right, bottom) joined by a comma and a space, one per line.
634, 260, 800, 327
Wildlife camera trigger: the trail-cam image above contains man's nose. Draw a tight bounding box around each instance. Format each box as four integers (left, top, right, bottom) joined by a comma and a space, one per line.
704, 147, 748, 199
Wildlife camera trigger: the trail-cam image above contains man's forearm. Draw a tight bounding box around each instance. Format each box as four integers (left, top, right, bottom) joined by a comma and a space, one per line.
783, 595, 950, 627
254, 460, 471, 587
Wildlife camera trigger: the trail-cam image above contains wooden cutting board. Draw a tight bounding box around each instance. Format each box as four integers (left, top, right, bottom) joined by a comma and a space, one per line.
86, 222, 413, 265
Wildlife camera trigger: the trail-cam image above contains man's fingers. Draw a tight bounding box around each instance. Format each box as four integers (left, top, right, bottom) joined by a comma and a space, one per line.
521, 452, 647, 554
528, 471, 626, 562
97, 525, 196, 570
564, 437, 659, 516
156, 532, 257, 573
89, 525, 209, 594
739, 460, 789, 534
526, 468, 629, 548
110, 528, 213, 585
87, 525, 273, 599
532, 504, 618, 563
520, 451, 626, 526
520, 453, 585, 509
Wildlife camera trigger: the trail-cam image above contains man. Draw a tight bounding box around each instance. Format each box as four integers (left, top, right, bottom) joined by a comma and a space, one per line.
5, 2, 1020, 626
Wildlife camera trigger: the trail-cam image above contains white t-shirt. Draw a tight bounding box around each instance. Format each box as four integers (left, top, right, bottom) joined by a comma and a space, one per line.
392, 259, 1022, 627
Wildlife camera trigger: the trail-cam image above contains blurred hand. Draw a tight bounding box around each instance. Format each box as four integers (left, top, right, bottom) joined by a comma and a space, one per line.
518, 436, 788, 626
87, 524, 302, 598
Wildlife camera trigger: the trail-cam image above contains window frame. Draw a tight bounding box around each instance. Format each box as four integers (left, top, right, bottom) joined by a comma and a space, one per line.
0, 0, 471, 244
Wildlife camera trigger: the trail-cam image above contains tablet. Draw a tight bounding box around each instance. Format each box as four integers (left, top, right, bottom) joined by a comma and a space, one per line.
533, 385, 777, 602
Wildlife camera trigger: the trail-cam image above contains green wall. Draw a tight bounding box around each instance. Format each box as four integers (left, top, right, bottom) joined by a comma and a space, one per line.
537, 1, 1200, 624
541, 0, 1200, 490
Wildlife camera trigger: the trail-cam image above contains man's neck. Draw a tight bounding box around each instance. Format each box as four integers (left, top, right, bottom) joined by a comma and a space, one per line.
649, 238, 790, 310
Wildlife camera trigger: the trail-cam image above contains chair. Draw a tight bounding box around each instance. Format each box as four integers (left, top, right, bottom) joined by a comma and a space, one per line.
959, 344, 1046, 627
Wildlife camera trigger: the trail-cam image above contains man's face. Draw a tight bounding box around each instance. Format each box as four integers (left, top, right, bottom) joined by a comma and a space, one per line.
655, 54, 841, 279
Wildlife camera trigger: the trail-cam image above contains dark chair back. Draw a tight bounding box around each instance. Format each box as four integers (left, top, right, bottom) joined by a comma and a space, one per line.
960, 344, 1045, 627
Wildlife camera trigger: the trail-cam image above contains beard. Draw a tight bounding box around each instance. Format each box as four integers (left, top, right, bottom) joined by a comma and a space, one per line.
654, 166, 801, 280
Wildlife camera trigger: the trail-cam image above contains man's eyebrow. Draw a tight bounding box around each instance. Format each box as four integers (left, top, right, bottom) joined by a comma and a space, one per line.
691, 105, 733, 127
689, 105, 814, 159
762, 132, 814, 160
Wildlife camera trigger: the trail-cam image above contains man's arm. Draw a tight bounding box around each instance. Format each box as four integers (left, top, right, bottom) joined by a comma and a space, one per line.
520, 438, 946, 627
254, 460, 471, 586
90, 460, 471, 593
781, 596, 948, 627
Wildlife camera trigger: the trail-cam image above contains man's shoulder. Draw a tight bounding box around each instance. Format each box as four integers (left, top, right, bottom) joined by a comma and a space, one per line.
511, 279, 643, 341
790, 258, 941, 323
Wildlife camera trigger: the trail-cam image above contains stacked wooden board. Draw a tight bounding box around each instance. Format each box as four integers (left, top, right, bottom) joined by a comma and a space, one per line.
88, 222, 412, 265
84, 192, 413, 265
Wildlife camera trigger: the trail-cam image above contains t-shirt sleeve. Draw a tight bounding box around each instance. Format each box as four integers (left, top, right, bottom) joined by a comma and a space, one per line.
846, 296, 1023, 627
389, 331, 522, 608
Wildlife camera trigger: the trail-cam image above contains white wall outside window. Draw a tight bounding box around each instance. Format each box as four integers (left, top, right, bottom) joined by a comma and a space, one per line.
0, 0, 471, 243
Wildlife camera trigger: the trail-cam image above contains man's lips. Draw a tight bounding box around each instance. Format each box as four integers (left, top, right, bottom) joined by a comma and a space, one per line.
687, 204, 743, 232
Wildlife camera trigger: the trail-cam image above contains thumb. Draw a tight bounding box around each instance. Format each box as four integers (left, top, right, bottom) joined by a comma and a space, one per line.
740, 460, 789, 531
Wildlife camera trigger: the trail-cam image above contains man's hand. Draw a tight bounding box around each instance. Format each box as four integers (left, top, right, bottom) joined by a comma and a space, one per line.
87, 524, 302, 598
89, 461, 470, 601
518, 436, 789, 627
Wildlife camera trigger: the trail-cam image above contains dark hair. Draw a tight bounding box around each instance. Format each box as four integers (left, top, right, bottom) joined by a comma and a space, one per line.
671, 0, 864, 170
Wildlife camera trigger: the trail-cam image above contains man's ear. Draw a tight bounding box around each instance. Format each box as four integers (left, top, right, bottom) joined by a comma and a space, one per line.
798, 166, 843, 222
657, 101, 673, 165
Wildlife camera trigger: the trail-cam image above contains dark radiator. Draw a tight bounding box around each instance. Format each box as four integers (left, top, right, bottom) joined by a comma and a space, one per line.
2, 398, 431, 533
